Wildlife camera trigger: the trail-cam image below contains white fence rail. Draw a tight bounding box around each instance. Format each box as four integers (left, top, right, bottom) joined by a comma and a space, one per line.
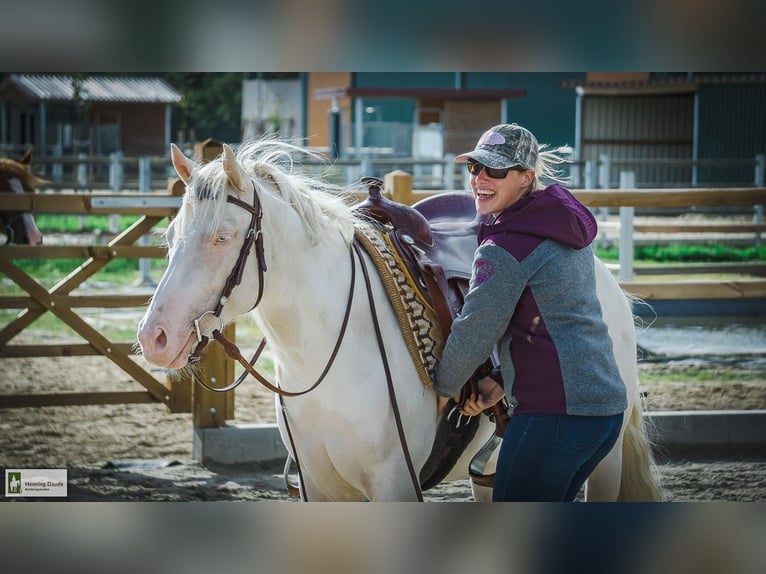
18, 150, 766, 194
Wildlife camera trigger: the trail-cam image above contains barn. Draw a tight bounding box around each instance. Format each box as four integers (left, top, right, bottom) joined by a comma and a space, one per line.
0, 74, 183, 159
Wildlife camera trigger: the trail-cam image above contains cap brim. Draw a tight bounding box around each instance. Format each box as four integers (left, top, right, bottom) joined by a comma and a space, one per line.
454, 150, 516, 169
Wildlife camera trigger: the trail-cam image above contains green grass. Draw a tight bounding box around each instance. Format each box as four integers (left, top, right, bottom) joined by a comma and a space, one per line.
596, 244, 766, 263
1, 258, 168, 292
4, 213, 169, 290
35, 214, 168, 233
639, 365, 765, 384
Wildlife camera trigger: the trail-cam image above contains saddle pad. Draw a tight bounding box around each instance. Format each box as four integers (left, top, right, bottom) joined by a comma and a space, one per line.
355, 225, 444, 387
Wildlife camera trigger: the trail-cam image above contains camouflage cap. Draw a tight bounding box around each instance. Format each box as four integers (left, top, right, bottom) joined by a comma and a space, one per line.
455, 123, 539, 170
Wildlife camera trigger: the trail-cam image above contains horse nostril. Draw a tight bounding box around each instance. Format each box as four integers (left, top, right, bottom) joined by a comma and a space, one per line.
156, 329, 167, 348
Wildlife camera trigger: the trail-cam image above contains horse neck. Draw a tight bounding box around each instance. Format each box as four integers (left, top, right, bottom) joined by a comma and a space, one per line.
252, 199, 356, 368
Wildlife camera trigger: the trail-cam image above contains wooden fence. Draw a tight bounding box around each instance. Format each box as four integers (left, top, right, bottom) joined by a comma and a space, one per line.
2, 163, 765, 429
0, 140, 233, 429
383, 170, 766, 301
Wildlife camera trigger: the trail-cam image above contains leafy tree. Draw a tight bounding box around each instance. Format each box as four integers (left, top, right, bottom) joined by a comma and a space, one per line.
162, 73, 245, 144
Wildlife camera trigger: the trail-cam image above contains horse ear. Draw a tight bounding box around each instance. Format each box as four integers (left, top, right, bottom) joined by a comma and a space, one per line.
222, 143, 246, 193
170, 143, 196, 185
19, 147, 33, 165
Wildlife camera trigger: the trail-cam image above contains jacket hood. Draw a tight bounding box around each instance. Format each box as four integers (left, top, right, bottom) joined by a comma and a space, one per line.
482, 183, 597, 249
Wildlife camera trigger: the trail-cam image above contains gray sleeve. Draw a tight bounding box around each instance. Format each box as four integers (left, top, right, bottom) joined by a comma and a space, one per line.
434, 243, 525, 397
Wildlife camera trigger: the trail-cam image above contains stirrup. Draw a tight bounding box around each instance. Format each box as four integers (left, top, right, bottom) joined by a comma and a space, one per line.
283, 455, 301, 497
468, 434, 502, 489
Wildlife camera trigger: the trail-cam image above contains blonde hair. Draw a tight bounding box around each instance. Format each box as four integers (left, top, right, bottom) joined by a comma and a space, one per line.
532, 144, 573, 189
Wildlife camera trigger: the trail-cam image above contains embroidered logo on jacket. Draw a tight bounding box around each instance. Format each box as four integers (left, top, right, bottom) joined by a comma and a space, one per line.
474, 259, 494, 285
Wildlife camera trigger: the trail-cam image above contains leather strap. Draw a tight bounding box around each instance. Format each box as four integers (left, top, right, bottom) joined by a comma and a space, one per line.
353, 240, 424, 501
189, 179, 265, 362
197, 244, 357, 398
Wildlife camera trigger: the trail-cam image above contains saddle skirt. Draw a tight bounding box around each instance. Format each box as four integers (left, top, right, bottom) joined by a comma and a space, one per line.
354, 226, 445, 386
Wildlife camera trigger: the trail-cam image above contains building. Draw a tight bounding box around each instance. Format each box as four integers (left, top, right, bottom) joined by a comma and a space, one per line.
565, 72, 766, 187
0, 74, 183, 159
293, 72, 766, 187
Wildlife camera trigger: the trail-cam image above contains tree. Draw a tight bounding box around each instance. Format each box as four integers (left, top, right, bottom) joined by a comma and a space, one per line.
162, 73, 245, 144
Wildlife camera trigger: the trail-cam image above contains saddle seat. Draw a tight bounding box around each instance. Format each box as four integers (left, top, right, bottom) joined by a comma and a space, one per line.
411, 190, 485, 282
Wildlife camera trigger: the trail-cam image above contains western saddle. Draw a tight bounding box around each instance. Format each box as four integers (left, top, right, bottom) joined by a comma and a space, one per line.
355, 177, 509, 489
355, 177, 482, 338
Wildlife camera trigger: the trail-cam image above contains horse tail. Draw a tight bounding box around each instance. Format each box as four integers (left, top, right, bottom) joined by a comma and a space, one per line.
617, 386, 664, 501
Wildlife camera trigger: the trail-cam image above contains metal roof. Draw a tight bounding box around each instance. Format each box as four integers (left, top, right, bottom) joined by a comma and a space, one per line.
561, 73, 766, 95
3, 74, 183, 103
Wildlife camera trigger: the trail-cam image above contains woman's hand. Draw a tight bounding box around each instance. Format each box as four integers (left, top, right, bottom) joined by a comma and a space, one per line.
459, 376, 505, 416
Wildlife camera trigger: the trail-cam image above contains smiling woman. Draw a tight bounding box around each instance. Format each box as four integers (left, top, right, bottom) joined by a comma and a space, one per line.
433, 123, 661, 502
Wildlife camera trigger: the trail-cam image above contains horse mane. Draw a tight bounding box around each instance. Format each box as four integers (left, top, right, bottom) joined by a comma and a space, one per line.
182, 138, 366, 245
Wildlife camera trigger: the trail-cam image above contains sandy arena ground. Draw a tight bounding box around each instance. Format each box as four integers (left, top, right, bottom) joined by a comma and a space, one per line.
1, 349, 764, 502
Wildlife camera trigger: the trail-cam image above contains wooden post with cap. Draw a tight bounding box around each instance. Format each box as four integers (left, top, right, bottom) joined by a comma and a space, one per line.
384, 170, 414, 205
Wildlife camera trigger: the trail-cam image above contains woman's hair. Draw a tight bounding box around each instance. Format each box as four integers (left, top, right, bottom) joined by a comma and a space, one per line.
532, 144, 573, 188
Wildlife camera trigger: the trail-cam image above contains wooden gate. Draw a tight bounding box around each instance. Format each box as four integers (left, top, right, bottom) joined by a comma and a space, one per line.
0, 187, 187, 409
0, 140, 235, 426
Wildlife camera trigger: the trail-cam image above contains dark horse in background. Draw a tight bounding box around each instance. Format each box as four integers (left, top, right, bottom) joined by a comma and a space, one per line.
0, 148, 45, 245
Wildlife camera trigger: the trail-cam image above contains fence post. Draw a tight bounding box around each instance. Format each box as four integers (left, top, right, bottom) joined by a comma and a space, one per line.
755, 154, 764, 246
571, 162, 579, 188
77, 152, 87, 229
383, 170, 414, 205
598, 154, 611, 190
444, 153, 455, 190
134, 157, 155, 287
360, 155, 372, 179
587, 160, 609, 249
52, 144, 62, 185
108, 151, 123, 234
619, 171, 635, 282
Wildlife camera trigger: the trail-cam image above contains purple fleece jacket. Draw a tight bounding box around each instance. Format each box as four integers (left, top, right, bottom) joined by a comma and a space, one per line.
434, 184, 627, 416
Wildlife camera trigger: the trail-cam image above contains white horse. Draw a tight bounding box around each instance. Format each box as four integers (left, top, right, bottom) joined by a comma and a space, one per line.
137, 139, 663, 502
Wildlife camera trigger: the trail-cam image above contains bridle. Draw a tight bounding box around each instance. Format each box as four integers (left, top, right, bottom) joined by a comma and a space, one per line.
187, 177, 356, 399
188, 178, 266, 363
0, 212, 26, 244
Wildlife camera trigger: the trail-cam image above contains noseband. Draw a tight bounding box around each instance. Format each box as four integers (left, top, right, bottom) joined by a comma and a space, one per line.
189, 178, 266, 361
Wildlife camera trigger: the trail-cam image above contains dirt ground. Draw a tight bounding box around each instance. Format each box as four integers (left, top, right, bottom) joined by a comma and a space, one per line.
1, 349, 764, 502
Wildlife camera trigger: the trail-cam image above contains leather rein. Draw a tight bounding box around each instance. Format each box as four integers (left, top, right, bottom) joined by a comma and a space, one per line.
188, 178, 355, 399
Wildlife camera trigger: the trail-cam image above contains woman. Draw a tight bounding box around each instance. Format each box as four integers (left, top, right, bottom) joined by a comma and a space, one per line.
434, 123, 627, 502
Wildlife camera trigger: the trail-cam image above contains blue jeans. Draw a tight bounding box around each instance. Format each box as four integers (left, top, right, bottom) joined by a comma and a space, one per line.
492, 412, 624, 502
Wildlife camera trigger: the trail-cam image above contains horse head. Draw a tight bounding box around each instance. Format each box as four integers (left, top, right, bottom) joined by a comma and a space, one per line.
137, 142, 270, 369
0, 147, 46, 245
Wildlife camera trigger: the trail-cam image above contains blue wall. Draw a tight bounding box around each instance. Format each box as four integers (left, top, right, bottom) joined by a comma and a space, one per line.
351, 72, 584, 148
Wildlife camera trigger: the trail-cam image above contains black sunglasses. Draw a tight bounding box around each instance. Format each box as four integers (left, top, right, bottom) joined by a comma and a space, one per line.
467, 160, 523, 179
